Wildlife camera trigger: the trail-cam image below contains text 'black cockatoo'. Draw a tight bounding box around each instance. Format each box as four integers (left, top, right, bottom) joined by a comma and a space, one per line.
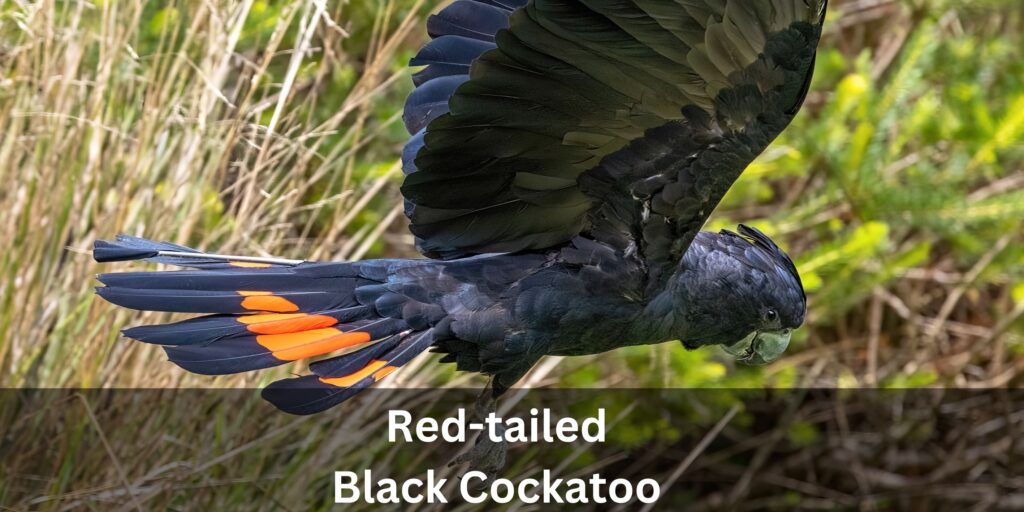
94, 0, 826, 416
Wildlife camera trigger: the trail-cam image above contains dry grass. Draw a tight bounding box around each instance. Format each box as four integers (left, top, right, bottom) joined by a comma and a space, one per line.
0, 0, 441, 389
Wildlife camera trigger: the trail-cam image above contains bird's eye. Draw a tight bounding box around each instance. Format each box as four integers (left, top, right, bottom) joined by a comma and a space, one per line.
766, 309, 778, 322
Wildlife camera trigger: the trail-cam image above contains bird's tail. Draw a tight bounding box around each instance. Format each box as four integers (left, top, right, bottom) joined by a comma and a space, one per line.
93, 235, 433, 415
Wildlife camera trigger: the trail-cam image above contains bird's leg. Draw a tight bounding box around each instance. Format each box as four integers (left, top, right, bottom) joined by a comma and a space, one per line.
448, 379, 507, 481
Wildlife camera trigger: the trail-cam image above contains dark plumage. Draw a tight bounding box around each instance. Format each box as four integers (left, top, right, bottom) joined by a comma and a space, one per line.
93, 0, 826, 415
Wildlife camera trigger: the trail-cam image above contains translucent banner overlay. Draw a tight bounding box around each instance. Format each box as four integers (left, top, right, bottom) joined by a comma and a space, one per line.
2, 388, 1021, 510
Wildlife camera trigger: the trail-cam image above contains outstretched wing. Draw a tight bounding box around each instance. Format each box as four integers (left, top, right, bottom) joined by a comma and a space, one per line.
401, 0, 826, 274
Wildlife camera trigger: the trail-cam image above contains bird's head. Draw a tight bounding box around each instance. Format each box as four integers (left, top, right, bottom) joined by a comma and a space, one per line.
678, 225, 806, 365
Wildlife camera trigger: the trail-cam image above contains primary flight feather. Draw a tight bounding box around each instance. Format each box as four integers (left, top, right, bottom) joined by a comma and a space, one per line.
94, 0, 825, 415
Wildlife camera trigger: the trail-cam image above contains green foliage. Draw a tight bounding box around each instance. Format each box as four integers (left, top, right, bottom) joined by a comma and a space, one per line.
882, 370, 938, 388
705, 1, 1024, 386
786, 420, 821, 448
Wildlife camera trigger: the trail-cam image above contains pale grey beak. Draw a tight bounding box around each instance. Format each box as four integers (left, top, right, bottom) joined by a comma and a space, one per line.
722, 329, 792, 365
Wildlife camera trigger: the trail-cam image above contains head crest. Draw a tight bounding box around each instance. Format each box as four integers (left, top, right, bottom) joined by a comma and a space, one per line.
732, 224, 806, 303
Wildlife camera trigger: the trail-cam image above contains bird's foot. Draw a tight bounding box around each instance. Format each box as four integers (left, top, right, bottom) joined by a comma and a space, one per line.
448, 423, 507, 481
448, 384, 508, 483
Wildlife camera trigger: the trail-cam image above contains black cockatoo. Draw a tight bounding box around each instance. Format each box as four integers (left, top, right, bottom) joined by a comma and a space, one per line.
94, 0, 825, 416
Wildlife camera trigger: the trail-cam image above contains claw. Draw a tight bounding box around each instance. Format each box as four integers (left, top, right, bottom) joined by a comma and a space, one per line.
448, 381, 508, 483
449, 423, 508, 480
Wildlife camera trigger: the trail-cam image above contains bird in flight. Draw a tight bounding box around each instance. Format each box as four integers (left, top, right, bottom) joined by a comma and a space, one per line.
94, 0, 826, 416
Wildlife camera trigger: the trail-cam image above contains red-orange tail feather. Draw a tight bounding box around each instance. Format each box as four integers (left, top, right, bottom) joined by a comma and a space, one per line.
93, 236, 433, 414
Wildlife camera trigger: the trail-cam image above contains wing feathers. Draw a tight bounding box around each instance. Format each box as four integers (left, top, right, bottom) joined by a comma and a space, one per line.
426, 1, 510, 41
410, 35, 495, 86
400, 0, 825, 257
403, 75, 468, 133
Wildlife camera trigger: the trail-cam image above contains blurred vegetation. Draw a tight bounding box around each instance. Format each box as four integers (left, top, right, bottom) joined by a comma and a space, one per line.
1, 0, 1023, 508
